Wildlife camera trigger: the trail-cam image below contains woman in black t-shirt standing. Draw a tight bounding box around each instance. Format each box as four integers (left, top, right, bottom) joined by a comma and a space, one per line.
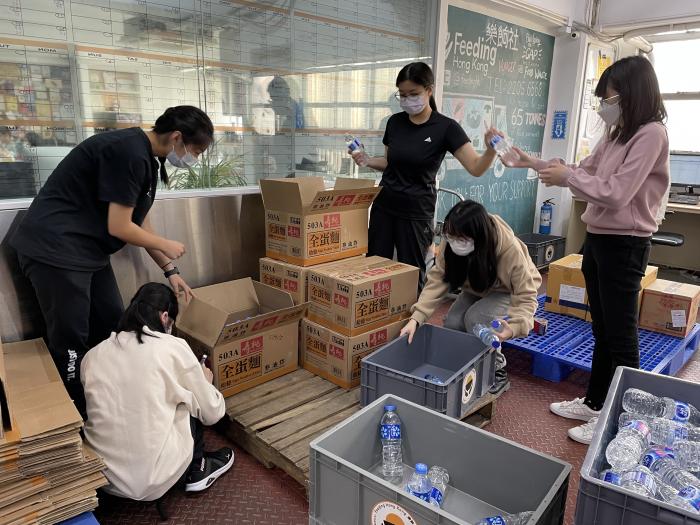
11, 105, 213, 418
351, 62, 501, 290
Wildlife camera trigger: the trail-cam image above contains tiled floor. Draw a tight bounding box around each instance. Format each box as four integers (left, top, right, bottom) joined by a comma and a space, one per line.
95, 298, 700, 525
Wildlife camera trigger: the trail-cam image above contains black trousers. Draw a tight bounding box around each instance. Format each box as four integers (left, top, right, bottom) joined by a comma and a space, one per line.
190, 418, 205, 467
368, 204, 434, 292
18, 253, 124, 418
582, 233, 651, 410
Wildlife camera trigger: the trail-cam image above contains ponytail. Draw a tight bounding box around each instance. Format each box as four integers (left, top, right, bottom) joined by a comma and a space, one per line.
117, 283, 179, 344
429, 95, 437, 111
152, 105, 214, 187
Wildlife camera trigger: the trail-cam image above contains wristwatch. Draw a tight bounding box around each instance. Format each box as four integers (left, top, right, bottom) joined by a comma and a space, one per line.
164, 266, 180, 278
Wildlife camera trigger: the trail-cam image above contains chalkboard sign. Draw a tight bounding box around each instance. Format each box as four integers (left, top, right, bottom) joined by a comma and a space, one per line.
439, 6, 555, 234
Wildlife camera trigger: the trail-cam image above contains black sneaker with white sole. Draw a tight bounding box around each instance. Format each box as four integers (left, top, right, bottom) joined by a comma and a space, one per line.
489, 368, 511, 395
185, 447, 234, 493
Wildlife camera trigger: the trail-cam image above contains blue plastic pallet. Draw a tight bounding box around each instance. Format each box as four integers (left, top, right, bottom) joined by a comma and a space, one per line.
503, 296, 700, 382
59, 513, 99, 525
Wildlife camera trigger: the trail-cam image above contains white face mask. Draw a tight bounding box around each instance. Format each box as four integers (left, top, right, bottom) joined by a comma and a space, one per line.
400, 95, 427, 115
166, 141, 198, 168
597, 99, 621, 126
446, 236, 475, 256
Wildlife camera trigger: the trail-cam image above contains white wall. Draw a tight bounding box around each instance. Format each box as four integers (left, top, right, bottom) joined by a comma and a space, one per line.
598, 0, 700, 31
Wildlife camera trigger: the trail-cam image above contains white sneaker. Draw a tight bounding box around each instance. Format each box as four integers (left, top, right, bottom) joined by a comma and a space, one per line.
568, 417, 599, 445
550, 398, 600, 421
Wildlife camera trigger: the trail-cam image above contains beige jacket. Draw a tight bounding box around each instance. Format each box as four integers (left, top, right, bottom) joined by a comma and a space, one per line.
82, 328, 225, 501
411, 214, 541, 338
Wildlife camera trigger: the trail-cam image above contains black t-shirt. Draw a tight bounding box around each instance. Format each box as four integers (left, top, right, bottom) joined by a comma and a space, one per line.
375, 111, 469, 220
12, 128, 159, 271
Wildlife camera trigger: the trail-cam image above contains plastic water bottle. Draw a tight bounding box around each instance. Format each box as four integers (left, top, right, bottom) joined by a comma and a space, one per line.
656, 479, 680, 502
676, 486, 700, 513
618, 411, 646, 429
476, 511, 533, 525
600, 469, 622, 486
380, 405, 403, 482
424, 374, 445, 385
606, 420, 651, 471
345, 134, 368, 167
641, 445, 675, 470
646, 418, 697, 447
489, 136, 519, 167
406, 463, 431, 502
676, 440, 700, 472
428, 466, 449, 508
473, 323, 501, 349
622, 388, 700, 425
649, 456, 700, 491
491, 317, 510, 332
621, 465, 657, 497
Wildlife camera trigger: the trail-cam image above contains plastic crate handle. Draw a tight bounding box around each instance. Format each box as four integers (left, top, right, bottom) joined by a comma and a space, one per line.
383, 369, 418, 384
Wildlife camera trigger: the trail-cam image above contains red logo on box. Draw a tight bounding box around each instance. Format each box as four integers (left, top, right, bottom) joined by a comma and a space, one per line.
240, 336, 263, 356
284, 279, 298, 292
374, 279, 392, 296
252, 316, 277, 331
333, 194, 355, 207
369, 329, 388, 347
329, 345, 344, 359
287, 225, 301, 238
323, 213, 341, 228
334, 293, 349, 308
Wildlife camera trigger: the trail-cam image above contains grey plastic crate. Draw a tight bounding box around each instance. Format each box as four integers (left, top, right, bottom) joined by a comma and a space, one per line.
576, 367, 700, 525
517, 233, 565, 269
309, 394, 571, 525
361, 324, 496, 419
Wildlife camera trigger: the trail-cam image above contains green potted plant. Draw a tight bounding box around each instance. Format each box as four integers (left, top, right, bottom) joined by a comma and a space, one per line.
168, 139, 247, 190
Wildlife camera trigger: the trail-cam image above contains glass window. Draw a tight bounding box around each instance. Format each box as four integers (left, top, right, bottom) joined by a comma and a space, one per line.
0, 0, 436, 200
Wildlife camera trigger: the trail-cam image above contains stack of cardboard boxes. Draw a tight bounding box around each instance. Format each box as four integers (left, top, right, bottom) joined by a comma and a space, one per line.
0, 338, 106, 525
259, 177, 419, 389
545, 253, 700, 338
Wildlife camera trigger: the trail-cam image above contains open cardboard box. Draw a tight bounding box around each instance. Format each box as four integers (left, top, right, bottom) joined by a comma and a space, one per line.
260, 177, 381, 266
177, 278, 308, 397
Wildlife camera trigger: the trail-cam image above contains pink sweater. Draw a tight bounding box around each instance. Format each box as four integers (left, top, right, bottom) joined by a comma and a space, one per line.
543, 122, 670, 236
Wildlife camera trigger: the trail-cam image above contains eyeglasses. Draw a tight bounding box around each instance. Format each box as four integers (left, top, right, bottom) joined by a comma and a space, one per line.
393, 90, 428, 101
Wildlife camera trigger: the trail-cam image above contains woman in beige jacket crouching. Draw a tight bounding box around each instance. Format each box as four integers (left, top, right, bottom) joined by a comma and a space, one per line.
401, 200, 541, 394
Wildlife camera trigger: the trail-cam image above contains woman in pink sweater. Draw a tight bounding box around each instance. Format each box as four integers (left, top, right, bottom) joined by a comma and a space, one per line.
513, 56, 670, 445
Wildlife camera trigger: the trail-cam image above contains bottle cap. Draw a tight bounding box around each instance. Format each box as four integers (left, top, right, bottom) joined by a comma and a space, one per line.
384, 405, 396, 412
415, 463, 428, 474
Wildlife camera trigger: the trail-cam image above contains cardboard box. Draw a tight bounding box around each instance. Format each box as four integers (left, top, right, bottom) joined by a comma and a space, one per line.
259, 256, 362, 305
176, 278, 307, 397
0, 338, 7, 439
545, 254, 657, 322
301, 318, 404, 389
639, 279, 700, 337
307, 256, 419, 336
260, 177, 381, 266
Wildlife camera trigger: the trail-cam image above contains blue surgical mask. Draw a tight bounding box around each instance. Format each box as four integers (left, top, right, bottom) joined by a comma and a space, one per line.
400, 95, 427, 115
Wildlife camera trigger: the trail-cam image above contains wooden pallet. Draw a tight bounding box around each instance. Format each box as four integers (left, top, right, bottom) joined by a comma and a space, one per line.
223, 368, 498, 490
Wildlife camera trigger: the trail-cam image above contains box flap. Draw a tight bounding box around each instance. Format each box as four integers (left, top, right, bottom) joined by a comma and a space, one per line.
3, 339, 62, 395
305, 186, 381, 213
260, 177, 325, 213
332, 177, 377, 190
178, 279, 260, 348
646, 279, 700, 299
216, 302, 308, 345
252, 280, 295, 312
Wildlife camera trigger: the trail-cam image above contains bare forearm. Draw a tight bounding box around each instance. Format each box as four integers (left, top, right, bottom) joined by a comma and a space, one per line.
111, 222, 166, 251
147, 247, 172, 269
471, 150, 497, 176
366, 156, 388, 171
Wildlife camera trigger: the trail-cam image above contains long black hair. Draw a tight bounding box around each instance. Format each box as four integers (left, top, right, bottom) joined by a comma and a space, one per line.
152, 105, 214, 187
442, 200, 498, 293
117, 283, 179, 344
595, 55, 666, 144
396, 62, 438, 111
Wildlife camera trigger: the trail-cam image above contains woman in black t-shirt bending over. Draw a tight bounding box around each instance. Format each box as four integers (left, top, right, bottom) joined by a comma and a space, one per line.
351, 62, 501, 290
11, 105, 213, 418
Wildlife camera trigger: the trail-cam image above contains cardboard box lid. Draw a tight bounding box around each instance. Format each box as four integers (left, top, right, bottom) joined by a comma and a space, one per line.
260, 177, 380, 214
644, 279, 700, 300
313, 256, 417, 284
177, 278, 307, 348
550, 253, 583, 270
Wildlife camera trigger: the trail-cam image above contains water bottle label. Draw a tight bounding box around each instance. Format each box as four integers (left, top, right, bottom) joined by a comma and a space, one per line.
674, 402, 690, 423
482, 518, 506, 525
380, 424, 400, 440
429, 487, 443, 506
409, 489, 430, 502
602, 471, 621, 485
678, 486, 700, 511
673, 425, 689, 441
348, 138, 362, 152
624, 420, 650, 437
642, 448, 674, 468
622, 470, 657, 493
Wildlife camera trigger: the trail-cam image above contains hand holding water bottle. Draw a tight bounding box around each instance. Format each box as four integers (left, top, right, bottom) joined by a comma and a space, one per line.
491, 317, 514, 342
345, 134, 369, 167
